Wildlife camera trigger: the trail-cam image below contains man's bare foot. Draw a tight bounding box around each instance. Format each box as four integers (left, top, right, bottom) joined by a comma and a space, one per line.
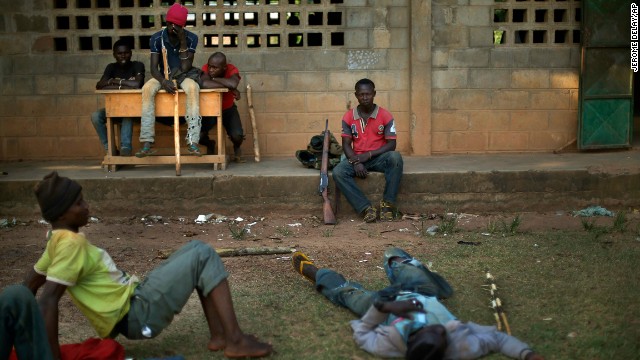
208, 336, 226, 351
223, 334, 272, 358
209, 334, 261, 352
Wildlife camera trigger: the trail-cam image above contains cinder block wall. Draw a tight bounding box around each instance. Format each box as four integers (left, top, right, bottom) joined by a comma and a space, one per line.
0, 0, 584, 161
431, 0, 581, 153
0, 0, 411, 161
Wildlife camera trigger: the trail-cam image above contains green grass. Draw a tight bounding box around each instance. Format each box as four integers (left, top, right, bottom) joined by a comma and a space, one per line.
119, 229, 640, 359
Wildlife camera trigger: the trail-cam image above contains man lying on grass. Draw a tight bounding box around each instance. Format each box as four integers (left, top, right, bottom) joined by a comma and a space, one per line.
292, 248, 544, 360
21, 171, 272, 359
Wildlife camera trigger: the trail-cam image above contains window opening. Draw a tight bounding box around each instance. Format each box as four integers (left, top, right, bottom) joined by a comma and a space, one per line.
203, 13, 217, 26
224, 12, 240, 26
141, 15, 155, 28
79, 36, 94, 50
76, 16, 90, 29
308, 12, 323, 26
288, 32, 303, 46
118, 15, 134, 29
308, 32, 322, 46
223, 34, 239, 47
247, 34, 261, 47
99, 36, 113, 50
327, 12, 341, 25
204, 34, 220, 47
56, 16, 70, 30
267, 34, 280, 47
267, 12, 280, 25
54, 37, 68, 51
99, 15, 114, 29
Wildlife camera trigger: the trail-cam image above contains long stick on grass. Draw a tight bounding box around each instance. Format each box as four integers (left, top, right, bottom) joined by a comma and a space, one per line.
485, 270, 512, 335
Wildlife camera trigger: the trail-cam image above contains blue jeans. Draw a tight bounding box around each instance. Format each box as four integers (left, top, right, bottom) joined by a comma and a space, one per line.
315, 247, 452, 317
0, 285, 53, 359
91, 108, 133, 151
332, 151, 403, 214
123, 240, 229, 340
140, 78, 201, 145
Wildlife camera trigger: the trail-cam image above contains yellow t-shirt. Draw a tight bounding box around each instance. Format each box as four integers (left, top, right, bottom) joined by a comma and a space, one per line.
35, 229, 138, 338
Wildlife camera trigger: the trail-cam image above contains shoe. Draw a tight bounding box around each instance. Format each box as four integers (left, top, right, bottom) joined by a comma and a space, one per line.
187, 143, 202, 157
135, 143, 155, 158
362, 206, 378, 223
120, 148, 132, 157
379, 200, 396, 221
233, 147, 246, 163
291, 251, 316, 283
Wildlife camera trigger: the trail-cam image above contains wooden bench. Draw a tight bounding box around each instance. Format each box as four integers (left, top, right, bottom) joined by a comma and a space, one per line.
96, 88, 228, 175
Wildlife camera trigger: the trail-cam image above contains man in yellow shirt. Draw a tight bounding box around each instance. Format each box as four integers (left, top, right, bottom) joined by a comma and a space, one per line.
22, 172, 272, 359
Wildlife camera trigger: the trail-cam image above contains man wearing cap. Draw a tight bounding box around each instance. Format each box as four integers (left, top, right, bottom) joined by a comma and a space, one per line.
292, 248, 545, 360
136, 2, 204, 157
21, 171, 273, 358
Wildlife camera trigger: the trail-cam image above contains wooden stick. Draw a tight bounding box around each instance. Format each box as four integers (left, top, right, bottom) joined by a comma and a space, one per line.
161, 47, 181, 176
485, 270, 512, 335
246, 84, 260, 162
216, 246, 294, 257
156, 246, 294, 259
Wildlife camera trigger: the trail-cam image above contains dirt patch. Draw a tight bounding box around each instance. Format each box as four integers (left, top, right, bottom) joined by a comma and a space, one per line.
1, 208, 638, 354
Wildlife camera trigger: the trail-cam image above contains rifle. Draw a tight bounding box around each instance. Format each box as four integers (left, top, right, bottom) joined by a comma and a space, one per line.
319, 119, 336, 225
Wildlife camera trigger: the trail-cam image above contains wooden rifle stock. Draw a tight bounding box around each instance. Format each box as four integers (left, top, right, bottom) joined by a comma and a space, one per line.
319, 119, 336, 225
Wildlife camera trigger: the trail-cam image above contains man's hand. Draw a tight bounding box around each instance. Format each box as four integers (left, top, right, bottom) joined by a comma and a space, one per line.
353, 163, 368, 178
232, 88, 241, 100
162, 79, 177, 94
377, 299, 425, 319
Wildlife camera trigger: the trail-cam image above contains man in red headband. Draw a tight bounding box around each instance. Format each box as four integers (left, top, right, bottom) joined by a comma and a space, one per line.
136, 3, 204, 157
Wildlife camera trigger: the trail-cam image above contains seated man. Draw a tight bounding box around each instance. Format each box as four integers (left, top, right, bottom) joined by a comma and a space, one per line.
0, 285, 53, 359
23, 171, 272, 359
200, 52, 245, 161
92, 40, 145, 156
136, 3, 204, 158
291, 248, 544, 360
332, 78, 403, 223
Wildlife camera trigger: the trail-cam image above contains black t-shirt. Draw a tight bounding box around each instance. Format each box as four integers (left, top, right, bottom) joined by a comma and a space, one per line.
102, 61, 145, 81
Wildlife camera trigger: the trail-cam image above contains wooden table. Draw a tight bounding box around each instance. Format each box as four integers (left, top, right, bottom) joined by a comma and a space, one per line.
96, 89, 228, 174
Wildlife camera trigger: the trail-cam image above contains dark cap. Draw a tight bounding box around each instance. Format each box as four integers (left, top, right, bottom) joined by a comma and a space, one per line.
34, 171, 82, 222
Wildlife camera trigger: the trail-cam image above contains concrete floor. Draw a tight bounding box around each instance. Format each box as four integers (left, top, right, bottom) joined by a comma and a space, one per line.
1, 150, 639, 217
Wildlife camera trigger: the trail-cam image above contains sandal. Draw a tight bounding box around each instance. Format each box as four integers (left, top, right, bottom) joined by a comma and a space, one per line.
291, 251, 316, 283
135, 143, 156, 158
187, 143, 202, 157
362, 206, 378, 223
379, 200, 395, 221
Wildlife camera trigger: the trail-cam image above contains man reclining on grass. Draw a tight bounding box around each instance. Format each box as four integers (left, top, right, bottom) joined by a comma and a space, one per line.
20, 171, 272, 359
292, 248, 544, 360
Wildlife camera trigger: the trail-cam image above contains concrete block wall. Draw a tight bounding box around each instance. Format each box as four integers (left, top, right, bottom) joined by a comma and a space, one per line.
431, 0, 581, 154
0, 0, 412, 161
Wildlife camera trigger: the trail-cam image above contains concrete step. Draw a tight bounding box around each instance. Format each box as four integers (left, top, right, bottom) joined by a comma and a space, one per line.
1, 151, 639, 219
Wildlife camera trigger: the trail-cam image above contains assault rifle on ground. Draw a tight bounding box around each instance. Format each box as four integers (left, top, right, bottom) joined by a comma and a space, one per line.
319, 119, 336, 225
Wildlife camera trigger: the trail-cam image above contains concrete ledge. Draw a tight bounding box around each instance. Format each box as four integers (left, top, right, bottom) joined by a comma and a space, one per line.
1, 152, 639, 218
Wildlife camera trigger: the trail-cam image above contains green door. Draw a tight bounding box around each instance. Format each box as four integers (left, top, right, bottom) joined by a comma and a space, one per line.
578, 0, 633, 149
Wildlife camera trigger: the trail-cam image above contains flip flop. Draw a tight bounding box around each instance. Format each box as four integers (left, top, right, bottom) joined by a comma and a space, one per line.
291, 251, 315, 283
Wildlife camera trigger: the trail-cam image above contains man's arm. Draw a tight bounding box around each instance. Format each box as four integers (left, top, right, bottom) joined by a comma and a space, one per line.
39, 281, 67, 360
150, 52, 176, 94
201, 73, 240, 91
23, 268, 46, 295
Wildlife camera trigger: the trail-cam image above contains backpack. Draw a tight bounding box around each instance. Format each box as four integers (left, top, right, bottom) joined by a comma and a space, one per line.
295, 131, 343, 170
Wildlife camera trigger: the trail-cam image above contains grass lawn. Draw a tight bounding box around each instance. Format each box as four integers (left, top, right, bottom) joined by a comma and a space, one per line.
119, 224, 640, 360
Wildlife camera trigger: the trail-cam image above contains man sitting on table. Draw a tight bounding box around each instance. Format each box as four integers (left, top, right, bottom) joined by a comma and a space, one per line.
136, 2, 204, 158
92, 40, 144, 157
199, 52, 245, 161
